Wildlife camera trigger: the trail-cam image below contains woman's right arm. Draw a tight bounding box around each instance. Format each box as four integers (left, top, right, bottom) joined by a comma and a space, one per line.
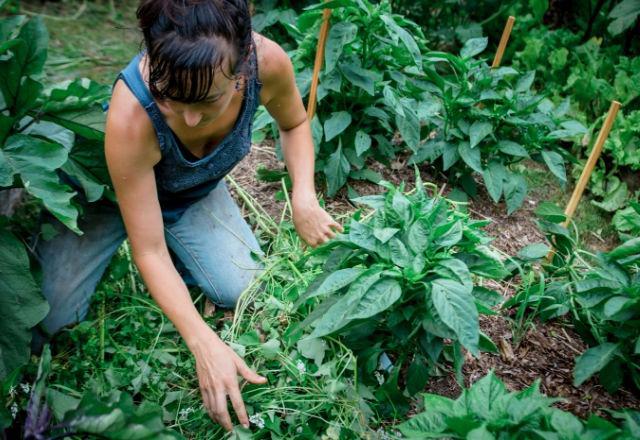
104, 81, 265, 431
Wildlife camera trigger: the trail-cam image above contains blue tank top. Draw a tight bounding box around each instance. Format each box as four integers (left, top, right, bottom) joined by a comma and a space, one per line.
113, 45, 262, 223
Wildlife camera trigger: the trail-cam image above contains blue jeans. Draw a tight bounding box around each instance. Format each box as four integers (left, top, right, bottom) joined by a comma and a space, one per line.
32, 182, 263, 337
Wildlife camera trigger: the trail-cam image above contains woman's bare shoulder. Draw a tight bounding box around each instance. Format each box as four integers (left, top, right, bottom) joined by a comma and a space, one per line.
105, 80, 162, 165
253, 32, 296, 102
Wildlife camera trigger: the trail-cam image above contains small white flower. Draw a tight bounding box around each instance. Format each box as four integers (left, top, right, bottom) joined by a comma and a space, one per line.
179, 407, 194, 420
249, 413, 265, 429
374, 371, 385, 385
19, 383, 30, 394
296, 360, 306, 375
10, 403, 18, 419
296, 426, 303, 434
8, 385, 16, 398
376, 428, 391, 440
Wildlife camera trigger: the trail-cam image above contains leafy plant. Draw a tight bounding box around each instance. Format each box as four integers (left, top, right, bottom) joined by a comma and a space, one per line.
0, 13, 111, 379
256, 0, 431, 196
412, 38, 586, 212
24, 346, 182, 439
399, 370, 640, 439
296, 176, 507, 414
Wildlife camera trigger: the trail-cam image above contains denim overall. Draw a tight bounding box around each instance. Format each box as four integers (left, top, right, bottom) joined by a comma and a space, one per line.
33, 46, 264, 339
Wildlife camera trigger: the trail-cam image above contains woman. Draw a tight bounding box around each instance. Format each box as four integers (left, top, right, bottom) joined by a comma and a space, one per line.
35, 0, 341, 431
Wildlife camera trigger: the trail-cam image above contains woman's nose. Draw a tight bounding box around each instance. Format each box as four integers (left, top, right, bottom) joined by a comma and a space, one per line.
183, 110, 203, 127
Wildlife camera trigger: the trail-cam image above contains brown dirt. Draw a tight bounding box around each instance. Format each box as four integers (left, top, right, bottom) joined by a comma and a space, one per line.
425, 317, 640, 418
230, 141, 640, 418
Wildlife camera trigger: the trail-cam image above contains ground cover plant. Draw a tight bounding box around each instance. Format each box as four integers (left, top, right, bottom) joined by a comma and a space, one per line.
296, 175, 508, 415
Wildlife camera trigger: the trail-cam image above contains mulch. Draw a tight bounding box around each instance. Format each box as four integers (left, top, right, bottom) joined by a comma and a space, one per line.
229, 141, 640, 419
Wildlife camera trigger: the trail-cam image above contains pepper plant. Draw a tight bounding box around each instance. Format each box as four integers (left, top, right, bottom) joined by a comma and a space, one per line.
256, 0, 433, 196
296, 175, 507, 414
412, 37, 587, 213
400, 370, 640, 439
506, 203, 640, 393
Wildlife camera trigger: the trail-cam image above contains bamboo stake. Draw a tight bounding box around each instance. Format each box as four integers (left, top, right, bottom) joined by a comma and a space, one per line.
546, 100, 621, 261
492, 16, 515, 68
307, 6, 332, 121
562, 101, 621, 226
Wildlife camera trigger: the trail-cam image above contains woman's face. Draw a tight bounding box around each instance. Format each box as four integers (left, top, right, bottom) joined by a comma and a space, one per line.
158, 71, 239, 129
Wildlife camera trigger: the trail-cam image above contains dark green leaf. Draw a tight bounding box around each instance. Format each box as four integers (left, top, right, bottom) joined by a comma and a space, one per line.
574, 343, 620, 386
324, 22, 357, 73
460, 37, 488, 58
324, 111, 352, 142
459, 141, 483, 173
469, 121, 493, 149
431, 279, 479, 356
323, 142, 350, 196
541, 150, 566, 185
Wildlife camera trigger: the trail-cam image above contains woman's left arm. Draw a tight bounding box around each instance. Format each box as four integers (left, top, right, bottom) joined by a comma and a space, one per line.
258, 37, 342, 247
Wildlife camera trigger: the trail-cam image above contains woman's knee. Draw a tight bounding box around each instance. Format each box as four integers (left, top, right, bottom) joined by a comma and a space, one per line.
200, 263, 263, 309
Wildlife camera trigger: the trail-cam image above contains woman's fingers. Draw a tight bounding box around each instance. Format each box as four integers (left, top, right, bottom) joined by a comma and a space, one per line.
234, 356, 267, 384
228, 384, 249, 429
214, 387, 233, 431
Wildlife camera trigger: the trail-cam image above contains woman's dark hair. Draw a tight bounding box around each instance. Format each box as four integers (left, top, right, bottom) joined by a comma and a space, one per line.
137, 0, 253, 103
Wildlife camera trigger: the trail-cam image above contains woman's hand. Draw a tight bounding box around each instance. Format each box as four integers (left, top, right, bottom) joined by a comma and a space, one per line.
291, 191, 343, 247
190, 329, 267, 431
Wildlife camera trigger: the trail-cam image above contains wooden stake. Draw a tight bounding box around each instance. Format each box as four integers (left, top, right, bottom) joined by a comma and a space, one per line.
562, 101, 621, 227
307, 7, 332, 121
492, 16, 515, 68
546, 100, 621, 262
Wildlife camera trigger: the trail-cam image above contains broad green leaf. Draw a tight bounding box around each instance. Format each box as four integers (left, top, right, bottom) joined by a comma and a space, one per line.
465, 371, 507, 420
17, 16, 48, 76
392, 190, 412, 223
40, 78, 109, 140
607, 237, 640, 261
535, 202, 566, 223
517, 243, 550, 260
1, 134, 79, 232
574, 343, 620, 386
324, 111, 352, 142
389, 237, 412, 268
459, 141, 483, 173
431, 279, 479, 356
550, 409, 585, 438
603, 296, 631, 317
469, 121, 493, 149
397, 105, 420, 152
483, 161, 506, 203
408, 219, 430, 254
373, 227, 400, 244
339, 62, 377, 95
406, 356, 430, 395
541, 150, 566, 184
398, 410, 448, 437
14, 77, 43, 119
433, 220, 463, 248
324, 22, 357, 73
304, 267, 365, 302
515, 71, 536, 93
467, 425, 495, 440
354, 130, 371, 156
497, 141, 529, 158
442, 142, 460, 170
607, 0, 640, 35
297, 337, 327, 366
348, 220, 378, 252
0, 39, 26, 108
504, 174, 527, 214
309, 270, 382, 338
323, 142, 350, 196
434, 258, 472, 291
0, 229, 49, 380
380, 14, 422, 66
349, 278, 402, 320
460, 37, 488, 58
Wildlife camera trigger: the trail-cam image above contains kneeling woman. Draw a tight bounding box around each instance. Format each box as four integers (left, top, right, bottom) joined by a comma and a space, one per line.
36, 0, 341, 431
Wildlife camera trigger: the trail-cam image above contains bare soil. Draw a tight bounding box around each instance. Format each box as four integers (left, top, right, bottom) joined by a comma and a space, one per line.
230, 141, 640, 418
